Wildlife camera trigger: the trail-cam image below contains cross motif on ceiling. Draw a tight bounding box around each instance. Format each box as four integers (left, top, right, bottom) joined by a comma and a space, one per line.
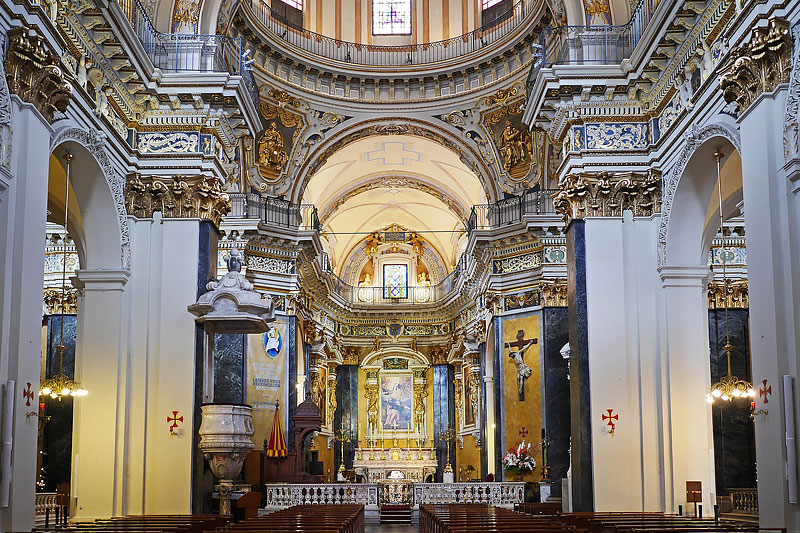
366, 142, 421, 165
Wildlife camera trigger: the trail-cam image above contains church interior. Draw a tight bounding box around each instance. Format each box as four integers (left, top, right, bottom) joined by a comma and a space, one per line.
1, 0, 799, 530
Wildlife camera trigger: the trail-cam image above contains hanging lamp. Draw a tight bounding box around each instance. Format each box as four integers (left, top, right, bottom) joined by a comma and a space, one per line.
40, 151, 88, 401
706, 148, 754, 404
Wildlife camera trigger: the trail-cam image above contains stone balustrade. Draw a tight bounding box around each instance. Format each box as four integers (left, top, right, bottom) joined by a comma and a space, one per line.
730, 488, 758, 514
263, 482, 525, 509
35, 492, 58, 514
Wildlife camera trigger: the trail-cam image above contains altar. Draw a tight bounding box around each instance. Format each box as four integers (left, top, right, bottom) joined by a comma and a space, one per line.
352, 446, 439, 482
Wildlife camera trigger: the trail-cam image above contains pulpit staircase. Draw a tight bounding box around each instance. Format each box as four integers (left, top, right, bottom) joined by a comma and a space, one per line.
379, 504, 412, 525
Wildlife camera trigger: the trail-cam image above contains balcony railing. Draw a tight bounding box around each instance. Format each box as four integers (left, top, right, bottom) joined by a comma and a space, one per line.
467, 188, 557, 232
246, 0, 537, 67
229, 193, 320, 230
319, 251, 472, 306
526, 0, 658, 90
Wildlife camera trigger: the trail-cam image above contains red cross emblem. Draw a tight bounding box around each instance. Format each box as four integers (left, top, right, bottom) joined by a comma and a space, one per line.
167, 411, 183, 434
759, 380, 772, 403
22, 383, 34, 407
518, 427, 528, 438
602, 409, 618, 430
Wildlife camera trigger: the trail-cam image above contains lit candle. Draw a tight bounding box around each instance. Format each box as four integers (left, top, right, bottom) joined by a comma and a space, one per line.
358, 422, 362, 445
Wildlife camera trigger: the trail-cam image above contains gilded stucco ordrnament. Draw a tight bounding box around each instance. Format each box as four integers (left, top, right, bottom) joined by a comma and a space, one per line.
4, 26, 71, 122
708, 280, 748, 309
719, 17, 792, 115
125, 174, 231, 227
554, 170, 662, 226
541, 279, 568, 307
257, 122, 289, 177
44, 287, 78, 315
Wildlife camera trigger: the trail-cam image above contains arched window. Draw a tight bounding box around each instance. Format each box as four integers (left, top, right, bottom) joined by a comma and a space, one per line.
383, 263, 408, 298
373, 0, 412, 35
482, 0, 511, 28
272, 0, 303, 28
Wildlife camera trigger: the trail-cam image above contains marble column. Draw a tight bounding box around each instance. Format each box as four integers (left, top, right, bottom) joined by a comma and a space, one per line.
565, 218, 592, 511
720, 16, 799, 528
334, 365, 358, 469
542, 307, 569, 495
432, 364, 455, 482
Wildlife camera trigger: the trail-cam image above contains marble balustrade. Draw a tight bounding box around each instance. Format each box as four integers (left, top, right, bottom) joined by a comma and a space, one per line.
263, 482, 525, 509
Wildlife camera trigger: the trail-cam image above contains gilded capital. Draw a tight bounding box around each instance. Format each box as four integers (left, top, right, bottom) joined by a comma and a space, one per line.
719, 17, 792, 114
541, 278, 568, 307
708, 280, 748, 309
554, 169, 662, 226
4, 27, 71, 122
125, 174, 231, 227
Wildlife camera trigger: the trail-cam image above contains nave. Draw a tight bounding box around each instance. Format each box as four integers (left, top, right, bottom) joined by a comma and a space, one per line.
30, 504, 785, 533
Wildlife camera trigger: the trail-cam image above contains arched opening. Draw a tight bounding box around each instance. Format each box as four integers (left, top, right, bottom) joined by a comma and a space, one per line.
36, 140, 126, 517
664, 134, 755, 516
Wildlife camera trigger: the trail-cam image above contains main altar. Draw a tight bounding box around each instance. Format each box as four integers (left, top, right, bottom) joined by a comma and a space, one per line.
353, 446, 438, 482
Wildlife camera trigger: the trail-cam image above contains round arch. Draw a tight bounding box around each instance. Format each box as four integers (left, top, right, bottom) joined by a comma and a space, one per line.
659, 122, 742, 266
361, 347, 431, 368
49, 128, 130, 270
288, 118, 501, 204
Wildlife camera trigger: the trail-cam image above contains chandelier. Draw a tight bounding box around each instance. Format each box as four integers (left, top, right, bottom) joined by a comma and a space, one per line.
706, 149, 754, 404
40, 151, 88, 401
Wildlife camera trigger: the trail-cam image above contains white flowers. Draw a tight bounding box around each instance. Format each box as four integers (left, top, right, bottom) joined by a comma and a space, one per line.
502, 440, 536, 473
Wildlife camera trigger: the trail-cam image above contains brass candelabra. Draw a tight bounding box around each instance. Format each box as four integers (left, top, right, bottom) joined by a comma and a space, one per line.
333, 428, 351, 476
440, 428, 456, 473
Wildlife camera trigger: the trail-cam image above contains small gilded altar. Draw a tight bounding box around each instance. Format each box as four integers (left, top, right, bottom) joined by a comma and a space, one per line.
353, 447, 438, 482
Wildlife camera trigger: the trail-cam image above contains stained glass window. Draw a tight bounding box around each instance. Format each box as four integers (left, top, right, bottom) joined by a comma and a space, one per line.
482, 0, 505, 7
272, 0, 303, 28
276, 0, 302, 9
383, 264, 408, 298
373, 0, 411, 35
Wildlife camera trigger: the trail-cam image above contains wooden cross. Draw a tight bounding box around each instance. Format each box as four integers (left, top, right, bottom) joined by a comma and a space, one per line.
507, 330, 538, 401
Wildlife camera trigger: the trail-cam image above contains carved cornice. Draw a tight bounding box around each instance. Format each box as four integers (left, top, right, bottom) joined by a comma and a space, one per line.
708, 280, 748, 309
554, 170, 662, 226
541, 278, 567, 307
4, 27, 71, 123
125, 174, 231, 227
719, 17, 792, 114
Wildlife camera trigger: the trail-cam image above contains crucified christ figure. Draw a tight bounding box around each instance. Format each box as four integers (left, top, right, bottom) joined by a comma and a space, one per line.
507, 329, 537, 401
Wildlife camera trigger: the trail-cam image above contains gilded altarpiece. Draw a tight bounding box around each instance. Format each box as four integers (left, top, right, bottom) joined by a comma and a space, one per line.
502, 313, 543, 482
354, 349, 437, 482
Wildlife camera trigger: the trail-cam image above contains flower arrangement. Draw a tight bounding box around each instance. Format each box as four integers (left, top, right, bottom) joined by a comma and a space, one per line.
502, 441, 537, 474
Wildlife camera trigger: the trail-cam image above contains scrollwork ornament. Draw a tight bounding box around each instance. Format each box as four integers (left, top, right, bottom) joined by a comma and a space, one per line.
554, 170, 662, 226
784, 24, 800, 161
719, 17, 792, 114
125, 174, 231, 227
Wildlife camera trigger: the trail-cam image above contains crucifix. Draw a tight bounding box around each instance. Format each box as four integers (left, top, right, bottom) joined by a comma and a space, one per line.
506, 329, 538, 401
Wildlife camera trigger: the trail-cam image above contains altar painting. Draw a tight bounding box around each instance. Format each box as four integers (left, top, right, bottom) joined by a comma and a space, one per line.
380, 374, 413, 430
464, 373, 475, 426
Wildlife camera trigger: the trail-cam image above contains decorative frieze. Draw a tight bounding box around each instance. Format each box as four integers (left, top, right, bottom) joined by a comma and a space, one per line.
246, 255, 296, 275
492, 251, 543, 274
708, 280, 748, 309
125, 174, 231, 227
4, 27, 71, 122
554, 170, 662, 226
719, 17, 792, 114
504, 289, 541, 311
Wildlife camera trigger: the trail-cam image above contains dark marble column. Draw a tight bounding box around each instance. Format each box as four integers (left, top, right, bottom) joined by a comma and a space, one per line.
213, 334, 245, 403
542, 307, 570, 496
433, 364, 455, 482
709, 308, 756, 494
334, 365, 359, 470
192, 220, 219, 513
567, 219, 593, 511
493, 315, 504, 478
42, 314, 77, 491
287, 316, 297, 451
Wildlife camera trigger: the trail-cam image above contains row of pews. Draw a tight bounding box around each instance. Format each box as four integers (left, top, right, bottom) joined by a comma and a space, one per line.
421, 503, 787, 533
34, 506, 363, 533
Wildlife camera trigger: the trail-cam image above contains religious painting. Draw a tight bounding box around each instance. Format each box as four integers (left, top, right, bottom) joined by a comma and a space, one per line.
172, 0, 203, 34
583, 0, 611, 25
463, 372, 475, 426
247, 319, 289, 450
501, 313, 542, 482
380, 374, 413, 431
251, 101, 305, 187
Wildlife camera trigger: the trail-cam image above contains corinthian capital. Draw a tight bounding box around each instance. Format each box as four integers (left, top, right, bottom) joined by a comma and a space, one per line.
554, 169, 662, 226
4, 27, 71, 122
719, 17, 792, 114
125, 174, 231, 227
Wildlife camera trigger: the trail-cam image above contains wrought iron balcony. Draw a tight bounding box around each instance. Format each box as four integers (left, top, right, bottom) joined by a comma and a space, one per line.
229, 193, 320, 231
467, 189, 558, 233
525, 0, 658, 93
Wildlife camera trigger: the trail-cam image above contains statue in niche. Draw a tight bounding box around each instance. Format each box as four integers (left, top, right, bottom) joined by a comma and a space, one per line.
499, 120, 532, 172
417, 272, 430, 286
258, 122, 289, 173
506, 329, 538, 401
360, 273, 372, 287
365, 232, 381, 256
